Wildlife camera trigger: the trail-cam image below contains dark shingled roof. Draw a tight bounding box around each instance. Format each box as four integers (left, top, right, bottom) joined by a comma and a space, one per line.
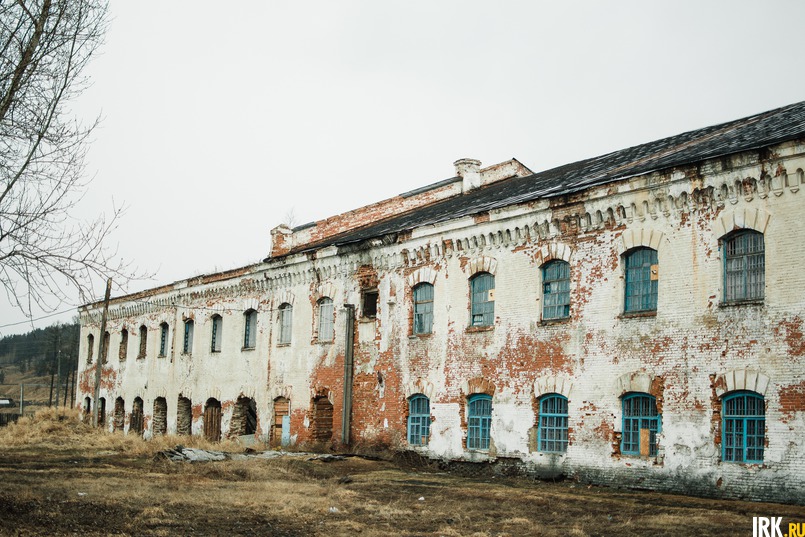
284, 101, 805, 256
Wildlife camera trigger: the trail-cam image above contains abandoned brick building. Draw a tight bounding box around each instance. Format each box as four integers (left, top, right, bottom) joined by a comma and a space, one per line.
78, 101, 805, 503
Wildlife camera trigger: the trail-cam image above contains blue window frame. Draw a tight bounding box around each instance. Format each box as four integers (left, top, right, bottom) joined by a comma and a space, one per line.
183, 320, 194, 354
539, 394, 568, 452
723, 231, 764, 303
470, 273, 495, 326
621, 393, 660, 456
407, 394, 430, 446
244, 309, 257, 349
624, 248, 658, 313
542, 261, 570, 320
467, 394, 492, 450
723, 391, 765, 463
211, 315, 223, 353
413, 283, 434, 334
159, 323, 169, 357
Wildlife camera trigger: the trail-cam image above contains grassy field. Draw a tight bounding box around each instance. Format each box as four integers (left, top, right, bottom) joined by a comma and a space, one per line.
0, 409, 802, 536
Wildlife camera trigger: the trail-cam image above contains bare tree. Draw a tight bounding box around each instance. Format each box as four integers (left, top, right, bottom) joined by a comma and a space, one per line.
0, 1, 129, 316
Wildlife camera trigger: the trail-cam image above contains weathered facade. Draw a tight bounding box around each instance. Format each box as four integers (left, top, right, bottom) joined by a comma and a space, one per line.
78, 102, 805, 503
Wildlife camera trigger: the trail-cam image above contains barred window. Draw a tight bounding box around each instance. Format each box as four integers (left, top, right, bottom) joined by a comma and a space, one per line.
407, 394, 430, 446
724, 231, 765, 303
539, 394, 568, 452
317, 297, 334, 342
624, 248, 658, 313
159, 323, 169, 357
467, 394, 492, 450
723, 391, 765, 463
621, 393, 661, 457
542, 261, 570, 320
278, 303, 293, 344
413, 283, 434, 334
470, 272, 495, 327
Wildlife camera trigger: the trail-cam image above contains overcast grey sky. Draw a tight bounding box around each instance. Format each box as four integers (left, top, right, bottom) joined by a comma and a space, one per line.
2, 0, 805, 335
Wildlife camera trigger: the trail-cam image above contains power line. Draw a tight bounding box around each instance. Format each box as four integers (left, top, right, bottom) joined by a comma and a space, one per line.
0, 309, 76, 330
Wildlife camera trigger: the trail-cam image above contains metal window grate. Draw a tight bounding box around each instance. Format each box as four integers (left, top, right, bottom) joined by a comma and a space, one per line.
724, 231, 765, 302
467, 394, 492, 450
413, 283, 434, 334
407, 395, 430, 445
183, 320, 194, 354
624, 248, 658, 313
539, 394, 569, 452
621, 393, 661, 456
211, 316, 223, 352
244, 310, 257, 349
723, 391, 765, 463
159, 323, 169, 356
470, 273, 495, 326
542, 261, 571, 320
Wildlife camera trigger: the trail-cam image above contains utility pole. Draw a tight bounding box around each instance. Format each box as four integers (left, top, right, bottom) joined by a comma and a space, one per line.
55, 327, 61, 407
93, 278, 112, 428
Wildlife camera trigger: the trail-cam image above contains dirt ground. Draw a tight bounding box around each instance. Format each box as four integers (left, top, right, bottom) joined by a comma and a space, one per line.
0, 411, 803, 536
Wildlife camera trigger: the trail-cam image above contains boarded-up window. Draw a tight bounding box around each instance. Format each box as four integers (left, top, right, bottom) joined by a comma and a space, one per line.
177, 396, 192, 435
131, 397, 144, 436
204, 398, 222, 442
114, 397, 125, 432
272, 397, 290, 447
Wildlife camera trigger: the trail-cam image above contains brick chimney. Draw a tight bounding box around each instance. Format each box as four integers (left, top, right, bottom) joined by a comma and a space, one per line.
454, 158, 482, 192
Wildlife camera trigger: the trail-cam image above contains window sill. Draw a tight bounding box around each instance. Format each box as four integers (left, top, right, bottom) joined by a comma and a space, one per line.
718, 299, 764, 308
540, 316, 571, 326
313, 339, 334, 345
276, 342, 291, 348
158, 354, 167, 359
211, 350, 221, 354
465, 325, 494, 333
619, 310, 657, 319
241, 346, 256, 352
180, 352, 192, 357
408, 332, 433, 340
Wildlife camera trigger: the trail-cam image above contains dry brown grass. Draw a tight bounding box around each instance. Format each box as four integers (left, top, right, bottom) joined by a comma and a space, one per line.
0, 410, 803, 537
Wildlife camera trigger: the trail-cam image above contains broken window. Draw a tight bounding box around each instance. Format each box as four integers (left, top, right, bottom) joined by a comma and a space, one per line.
723, 230, 765, 303
159, 323, 169, 357
470, 272, 495, 327
278, 303, 293, 344
86, 334, 94, 364
183, 320, 194, 354
407, 394, 430, 446
621, 393, 660, 457
137, 325, 147, 360
538, 394, 568, 452
102, 331, 110, 364
362, 289, 378, 318
211, 315, 223, 353
317, 297, 334, 342
723, 391, 764, 463
119, 329, 128, 362
542, 260, 570, 320
467, 394, 492, 450
413, 283, 434, 334
243, 309, 257, 349
624, 248, 658, 313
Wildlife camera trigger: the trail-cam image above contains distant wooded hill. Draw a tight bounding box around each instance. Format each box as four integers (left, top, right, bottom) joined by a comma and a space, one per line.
0, 322, 79, 382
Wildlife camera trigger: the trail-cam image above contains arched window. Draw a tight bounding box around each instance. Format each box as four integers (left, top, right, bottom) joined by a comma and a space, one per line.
413, 283, 434, 334
624, 248, 658, 313
86, 334, 94, 364
542, 260, 570, 320
621, 393, 661, 456
243, 309, 257, 349
210, 315, 223, 353
159, 322, 169, 357
723, 391, 765, 463
317, 297, 334, 342
723, 230, 765, 303
538, 394, 568, 452
138, 325, 147, 360
102, 331, 110, 364
467, 394, 492, 450
407, 394, 430, 446
278, 303, 293, 344
183, 319, 194, 354
470, 272, 495, 327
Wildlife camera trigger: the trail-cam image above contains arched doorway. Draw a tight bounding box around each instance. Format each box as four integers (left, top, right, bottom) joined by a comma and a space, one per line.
230, 396, 257, 437
203, 398, 222, 441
